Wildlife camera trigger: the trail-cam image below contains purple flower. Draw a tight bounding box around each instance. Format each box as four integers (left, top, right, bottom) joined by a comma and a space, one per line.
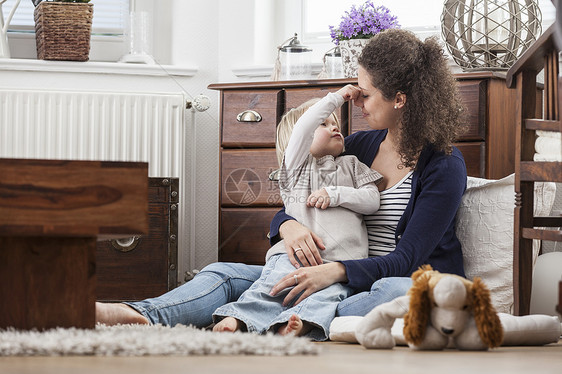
329, 1, 400, 45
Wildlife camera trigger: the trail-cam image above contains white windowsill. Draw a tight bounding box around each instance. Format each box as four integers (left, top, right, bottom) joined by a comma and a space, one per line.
232, 65, 273, 79
232, 63, 323, 79
0, 58, 198, 77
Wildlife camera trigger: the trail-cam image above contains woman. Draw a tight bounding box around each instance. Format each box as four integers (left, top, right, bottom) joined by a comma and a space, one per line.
96, 29, 467, 327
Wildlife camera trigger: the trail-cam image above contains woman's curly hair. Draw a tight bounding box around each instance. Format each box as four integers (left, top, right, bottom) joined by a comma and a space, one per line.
358, 29, 467, 168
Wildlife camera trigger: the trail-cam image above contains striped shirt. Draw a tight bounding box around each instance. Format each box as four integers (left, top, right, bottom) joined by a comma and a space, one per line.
365, 171, 413, 257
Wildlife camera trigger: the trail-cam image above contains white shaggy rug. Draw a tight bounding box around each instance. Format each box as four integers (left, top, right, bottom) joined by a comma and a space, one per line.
0, 324, 320, 356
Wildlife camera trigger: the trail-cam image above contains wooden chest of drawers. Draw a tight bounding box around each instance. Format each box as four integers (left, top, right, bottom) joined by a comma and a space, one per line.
209, 73, 519, 265
96, 177, 179, 301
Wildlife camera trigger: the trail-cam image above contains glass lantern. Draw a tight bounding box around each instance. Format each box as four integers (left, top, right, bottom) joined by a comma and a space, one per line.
441, 0, 542, 70
278, 33, 313, 81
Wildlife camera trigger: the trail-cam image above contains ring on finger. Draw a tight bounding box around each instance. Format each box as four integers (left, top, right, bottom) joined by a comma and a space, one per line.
293, 274, 299, 286
294, 247, 303, 254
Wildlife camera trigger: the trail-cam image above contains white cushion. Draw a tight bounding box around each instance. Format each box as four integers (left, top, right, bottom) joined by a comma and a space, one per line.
455, 174, 556, 314
329, 314, 561, 346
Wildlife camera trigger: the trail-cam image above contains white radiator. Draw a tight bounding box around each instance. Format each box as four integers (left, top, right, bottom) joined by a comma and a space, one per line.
0, 89, 184, 177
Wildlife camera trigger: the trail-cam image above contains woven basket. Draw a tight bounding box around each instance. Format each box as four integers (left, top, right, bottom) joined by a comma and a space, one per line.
34, 2, 94, 62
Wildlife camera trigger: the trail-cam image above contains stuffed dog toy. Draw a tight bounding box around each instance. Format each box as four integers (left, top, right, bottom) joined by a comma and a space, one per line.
355, 265, 504, 350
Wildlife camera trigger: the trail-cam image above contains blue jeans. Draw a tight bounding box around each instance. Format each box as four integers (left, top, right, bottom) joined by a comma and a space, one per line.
125, 262, 263, 327
125, 262, 411, 327
213, 254, 351, 341
336, 276, 412, 316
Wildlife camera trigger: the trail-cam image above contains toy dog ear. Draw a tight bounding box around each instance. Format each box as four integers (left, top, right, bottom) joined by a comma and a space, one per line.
411, 264, 433, 282
471, 277, 504, 348
403, 270, 431, 346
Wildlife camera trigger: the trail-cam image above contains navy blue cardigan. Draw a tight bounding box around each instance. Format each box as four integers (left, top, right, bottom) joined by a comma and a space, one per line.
269, 129, 467, 292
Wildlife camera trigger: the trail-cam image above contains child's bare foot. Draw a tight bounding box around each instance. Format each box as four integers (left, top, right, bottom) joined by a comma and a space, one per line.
95, 302, 150, 326
277, 314, 312, 337
213, 317, 243, 333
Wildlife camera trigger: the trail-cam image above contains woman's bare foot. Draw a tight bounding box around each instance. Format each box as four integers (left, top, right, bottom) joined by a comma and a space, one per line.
213, 317, 243, 333
277, 314, 312, 337
95, 302, 150, 326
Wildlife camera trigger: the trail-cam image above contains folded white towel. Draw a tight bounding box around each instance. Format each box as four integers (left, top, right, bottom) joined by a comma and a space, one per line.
535, 135, 561, 160
536, 130, 561, 139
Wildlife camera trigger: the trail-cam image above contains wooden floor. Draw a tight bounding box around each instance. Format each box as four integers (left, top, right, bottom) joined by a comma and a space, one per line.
1, 340, 561, 374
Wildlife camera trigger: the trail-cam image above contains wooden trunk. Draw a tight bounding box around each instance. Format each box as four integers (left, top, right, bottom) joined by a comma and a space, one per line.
96, 178, 179, 301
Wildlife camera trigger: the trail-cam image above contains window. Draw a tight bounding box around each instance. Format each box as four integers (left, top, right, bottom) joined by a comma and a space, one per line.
6, 0, 128, 34
298, 0, 556, 61
5, 0, 129, 61
303, 0, 443, 42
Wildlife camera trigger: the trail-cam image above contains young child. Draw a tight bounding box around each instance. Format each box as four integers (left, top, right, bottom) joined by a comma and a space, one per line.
212, 86, 382, 341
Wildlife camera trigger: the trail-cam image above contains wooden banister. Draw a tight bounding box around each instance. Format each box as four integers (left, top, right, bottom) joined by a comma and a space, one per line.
525, 119, 561, 131
506, 25, 556, 89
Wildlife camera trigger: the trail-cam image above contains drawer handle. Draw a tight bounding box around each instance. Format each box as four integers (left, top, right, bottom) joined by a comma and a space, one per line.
111, 236, 141, 253
237, 110, 262, 123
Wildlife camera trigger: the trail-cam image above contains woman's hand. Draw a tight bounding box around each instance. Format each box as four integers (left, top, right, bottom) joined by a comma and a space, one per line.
270, 262, 348, 306
279, 220, 325, 268
336, 84, 361, 102
307, 188, 330, 209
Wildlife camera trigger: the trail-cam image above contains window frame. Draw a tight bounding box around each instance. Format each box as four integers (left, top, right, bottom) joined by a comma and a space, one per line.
295, 0, 556, 63
5, 0, 131, 62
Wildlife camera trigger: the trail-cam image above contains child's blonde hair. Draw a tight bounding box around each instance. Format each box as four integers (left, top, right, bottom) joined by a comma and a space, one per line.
275, 98, 341, 167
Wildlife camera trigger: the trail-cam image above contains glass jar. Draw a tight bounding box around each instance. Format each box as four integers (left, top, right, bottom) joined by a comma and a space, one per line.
323, 46, 343, 79
279, 33, 312, 80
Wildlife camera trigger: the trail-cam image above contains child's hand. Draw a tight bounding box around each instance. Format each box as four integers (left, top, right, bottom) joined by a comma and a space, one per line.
307, 188, 331, 209
336, 84, 361, 102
